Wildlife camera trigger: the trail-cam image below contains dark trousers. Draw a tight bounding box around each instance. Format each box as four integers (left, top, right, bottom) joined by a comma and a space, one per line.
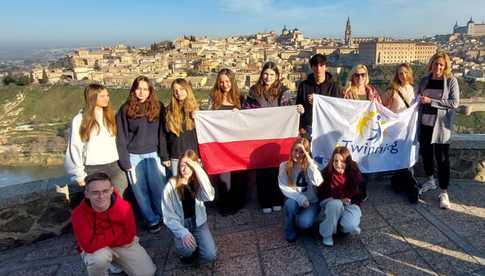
419, 125, 450, 190
256, 168, 284, 208
213, 171, 247, 212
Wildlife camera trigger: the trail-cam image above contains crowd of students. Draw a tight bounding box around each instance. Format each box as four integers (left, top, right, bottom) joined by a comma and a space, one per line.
65, 51, 459, 275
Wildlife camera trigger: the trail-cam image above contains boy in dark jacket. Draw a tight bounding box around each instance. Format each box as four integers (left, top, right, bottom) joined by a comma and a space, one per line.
296, 54, 339, 138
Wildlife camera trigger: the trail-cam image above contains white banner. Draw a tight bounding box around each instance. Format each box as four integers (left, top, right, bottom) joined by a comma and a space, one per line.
311, 95, 419, 173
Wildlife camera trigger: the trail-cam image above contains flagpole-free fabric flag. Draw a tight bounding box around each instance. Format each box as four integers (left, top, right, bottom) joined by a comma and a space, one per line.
312, 95, 419, 173
195, 106, 299, 175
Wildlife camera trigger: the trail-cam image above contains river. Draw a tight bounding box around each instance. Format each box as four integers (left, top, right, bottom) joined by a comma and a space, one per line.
0, 166, 66, 187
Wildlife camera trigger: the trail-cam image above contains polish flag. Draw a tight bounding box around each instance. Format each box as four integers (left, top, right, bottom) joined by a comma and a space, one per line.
195, 106, 299, 174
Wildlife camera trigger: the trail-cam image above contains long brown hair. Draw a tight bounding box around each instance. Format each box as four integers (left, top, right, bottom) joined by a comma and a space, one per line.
125, 76, 160, 122
286, 137, 311, 187
166, 78, 198, 136
79, 83, 116, 142
251, 62, 283, 101
324, 146, 359, 177
175, 150, 200, 200
385, 63, 414, 108
210, 68, 240, 110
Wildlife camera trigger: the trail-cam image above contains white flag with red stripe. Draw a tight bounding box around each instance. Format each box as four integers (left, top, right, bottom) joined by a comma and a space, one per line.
195, 106, 299, 174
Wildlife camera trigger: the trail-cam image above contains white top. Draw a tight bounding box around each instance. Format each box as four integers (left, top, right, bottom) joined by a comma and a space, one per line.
64, 109, 119, 183
385, 84, 416, 113
161, 164, 215, 239
278, 158, 323, 206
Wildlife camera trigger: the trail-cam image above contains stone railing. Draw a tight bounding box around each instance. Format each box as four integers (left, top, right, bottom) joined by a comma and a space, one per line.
1, 134, 484, 251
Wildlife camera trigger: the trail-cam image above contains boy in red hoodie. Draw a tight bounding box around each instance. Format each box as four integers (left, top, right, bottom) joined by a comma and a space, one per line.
71, 172, 156, 276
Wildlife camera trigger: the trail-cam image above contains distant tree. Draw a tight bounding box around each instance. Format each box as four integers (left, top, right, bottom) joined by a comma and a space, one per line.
2, 75, 16, 85
38, 69, 49, 84
15, 75, 33, 86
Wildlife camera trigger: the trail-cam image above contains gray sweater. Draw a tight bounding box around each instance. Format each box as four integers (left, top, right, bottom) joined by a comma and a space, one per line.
417, 75, 460, 144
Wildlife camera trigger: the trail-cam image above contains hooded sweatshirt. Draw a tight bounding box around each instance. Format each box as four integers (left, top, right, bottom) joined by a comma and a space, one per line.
71, 192, 136, 253
296, 72, 339, 129
278, 158, 323, 206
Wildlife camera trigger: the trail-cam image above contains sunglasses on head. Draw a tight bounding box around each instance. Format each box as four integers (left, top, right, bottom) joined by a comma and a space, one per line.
353, 73, 366, 78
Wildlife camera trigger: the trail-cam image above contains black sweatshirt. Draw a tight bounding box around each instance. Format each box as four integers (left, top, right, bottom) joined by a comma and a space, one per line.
116, 102, 169, 171
167, 126, 199, 160
296, 72, 339, 129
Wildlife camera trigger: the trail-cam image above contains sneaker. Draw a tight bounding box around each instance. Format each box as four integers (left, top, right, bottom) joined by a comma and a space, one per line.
148, 223, 161, 233
108, 263, 123, 274
322, 236, 334, 247
439, 192, 450, 209
351, 227, 361, 235
262, 208, 272, 214
272, 206, 282, 212
419, 177, 437, 195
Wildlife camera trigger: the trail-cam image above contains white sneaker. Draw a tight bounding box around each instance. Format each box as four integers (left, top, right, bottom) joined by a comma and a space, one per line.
419, 177, 437, 195
109, 263, 123, 274
272, 206, 282, 212
439, 192, 450, 209
322, 236, 334, 247
262, 208, 272, 214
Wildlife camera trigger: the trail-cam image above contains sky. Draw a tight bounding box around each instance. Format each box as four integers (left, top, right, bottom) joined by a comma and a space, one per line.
2, 0, 485, 48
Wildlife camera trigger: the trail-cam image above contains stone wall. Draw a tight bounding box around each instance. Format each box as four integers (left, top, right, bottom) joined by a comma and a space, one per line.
0, 135, 484, 251
0, 176, 74, 251
449, 134, 485, 181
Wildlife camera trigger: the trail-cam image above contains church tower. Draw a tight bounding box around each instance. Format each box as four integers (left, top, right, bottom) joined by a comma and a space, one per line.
345, 17, 352, 47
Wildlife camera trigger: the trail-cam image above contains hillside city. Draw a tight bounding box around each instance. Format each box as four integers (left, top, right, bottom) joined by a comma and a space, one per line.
1, 17, 485, 91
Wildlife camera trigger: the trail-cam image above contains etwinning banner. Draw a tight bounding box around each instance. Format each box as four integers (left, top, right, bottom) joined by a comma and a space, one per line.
312, 95, 419, 173
195, 106, 299, 174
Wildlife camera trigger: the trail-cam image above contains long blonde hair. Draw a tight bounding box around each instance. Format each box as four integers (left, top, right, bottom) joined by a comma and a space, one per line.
343, 64, 369, 99
175, 150, 199, 200
79, 83, 116, 142
427, 52, 452, 77
166, 78, 198, 136
286, 137, 311, 187
384, 63, 414, 108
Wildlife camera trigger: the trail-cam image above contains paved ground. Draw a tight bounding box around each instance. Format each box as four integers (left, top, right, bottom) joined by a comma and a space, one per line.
1, 178, 484, 276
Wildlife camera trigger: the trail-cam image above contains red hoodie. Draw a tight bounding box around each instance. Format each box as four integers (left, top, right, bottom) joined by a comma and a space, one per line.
71, 192, 136, 253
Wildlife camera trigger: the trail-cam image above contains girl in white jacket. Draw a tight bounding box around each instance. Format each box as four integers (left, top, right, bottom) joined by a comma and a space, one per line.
64, 84, 127, 197
162, 150, 217, 263
279, 137, 323, 242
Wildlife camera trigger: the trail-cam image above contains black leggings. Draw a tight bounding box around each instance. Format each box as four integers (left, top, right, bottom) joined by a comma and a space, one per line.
419, 125, 450, 190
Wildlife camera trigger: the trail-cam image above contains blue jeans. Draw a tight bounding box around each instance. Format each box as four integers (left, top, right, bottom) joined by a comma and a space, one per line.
127, 152, 167, 226
284, 198, 320, 241
173, 219, 217, 262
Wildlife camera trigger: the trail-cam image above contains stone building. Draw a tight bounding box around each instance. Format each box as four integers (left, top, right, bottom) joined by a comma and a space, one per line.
453, 17, 485, 37
359, 40, 437, 65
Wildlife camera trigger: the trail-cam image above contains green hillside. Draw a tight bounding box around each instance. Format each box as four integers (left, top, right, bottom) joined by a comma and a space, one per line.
0, 84, 211, 126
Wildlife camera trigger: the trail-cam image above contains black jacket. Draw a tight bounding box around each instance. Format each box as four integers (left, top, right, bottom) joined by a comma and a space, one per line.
296, 72, 339, 128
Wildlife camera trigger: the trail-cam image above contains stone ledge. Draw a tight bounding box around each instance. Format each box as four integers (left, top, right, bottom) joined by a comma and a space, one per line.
450, 134, 485, 149
0, 134, 484, 251
0, 177, 75, 251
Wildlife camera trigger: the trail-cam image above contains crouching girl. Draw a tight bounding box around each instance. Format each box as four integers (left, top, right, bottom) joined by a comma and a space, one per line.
161, 150, 217, 263
318, 146, 364, 247
278, 137, 323, 242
